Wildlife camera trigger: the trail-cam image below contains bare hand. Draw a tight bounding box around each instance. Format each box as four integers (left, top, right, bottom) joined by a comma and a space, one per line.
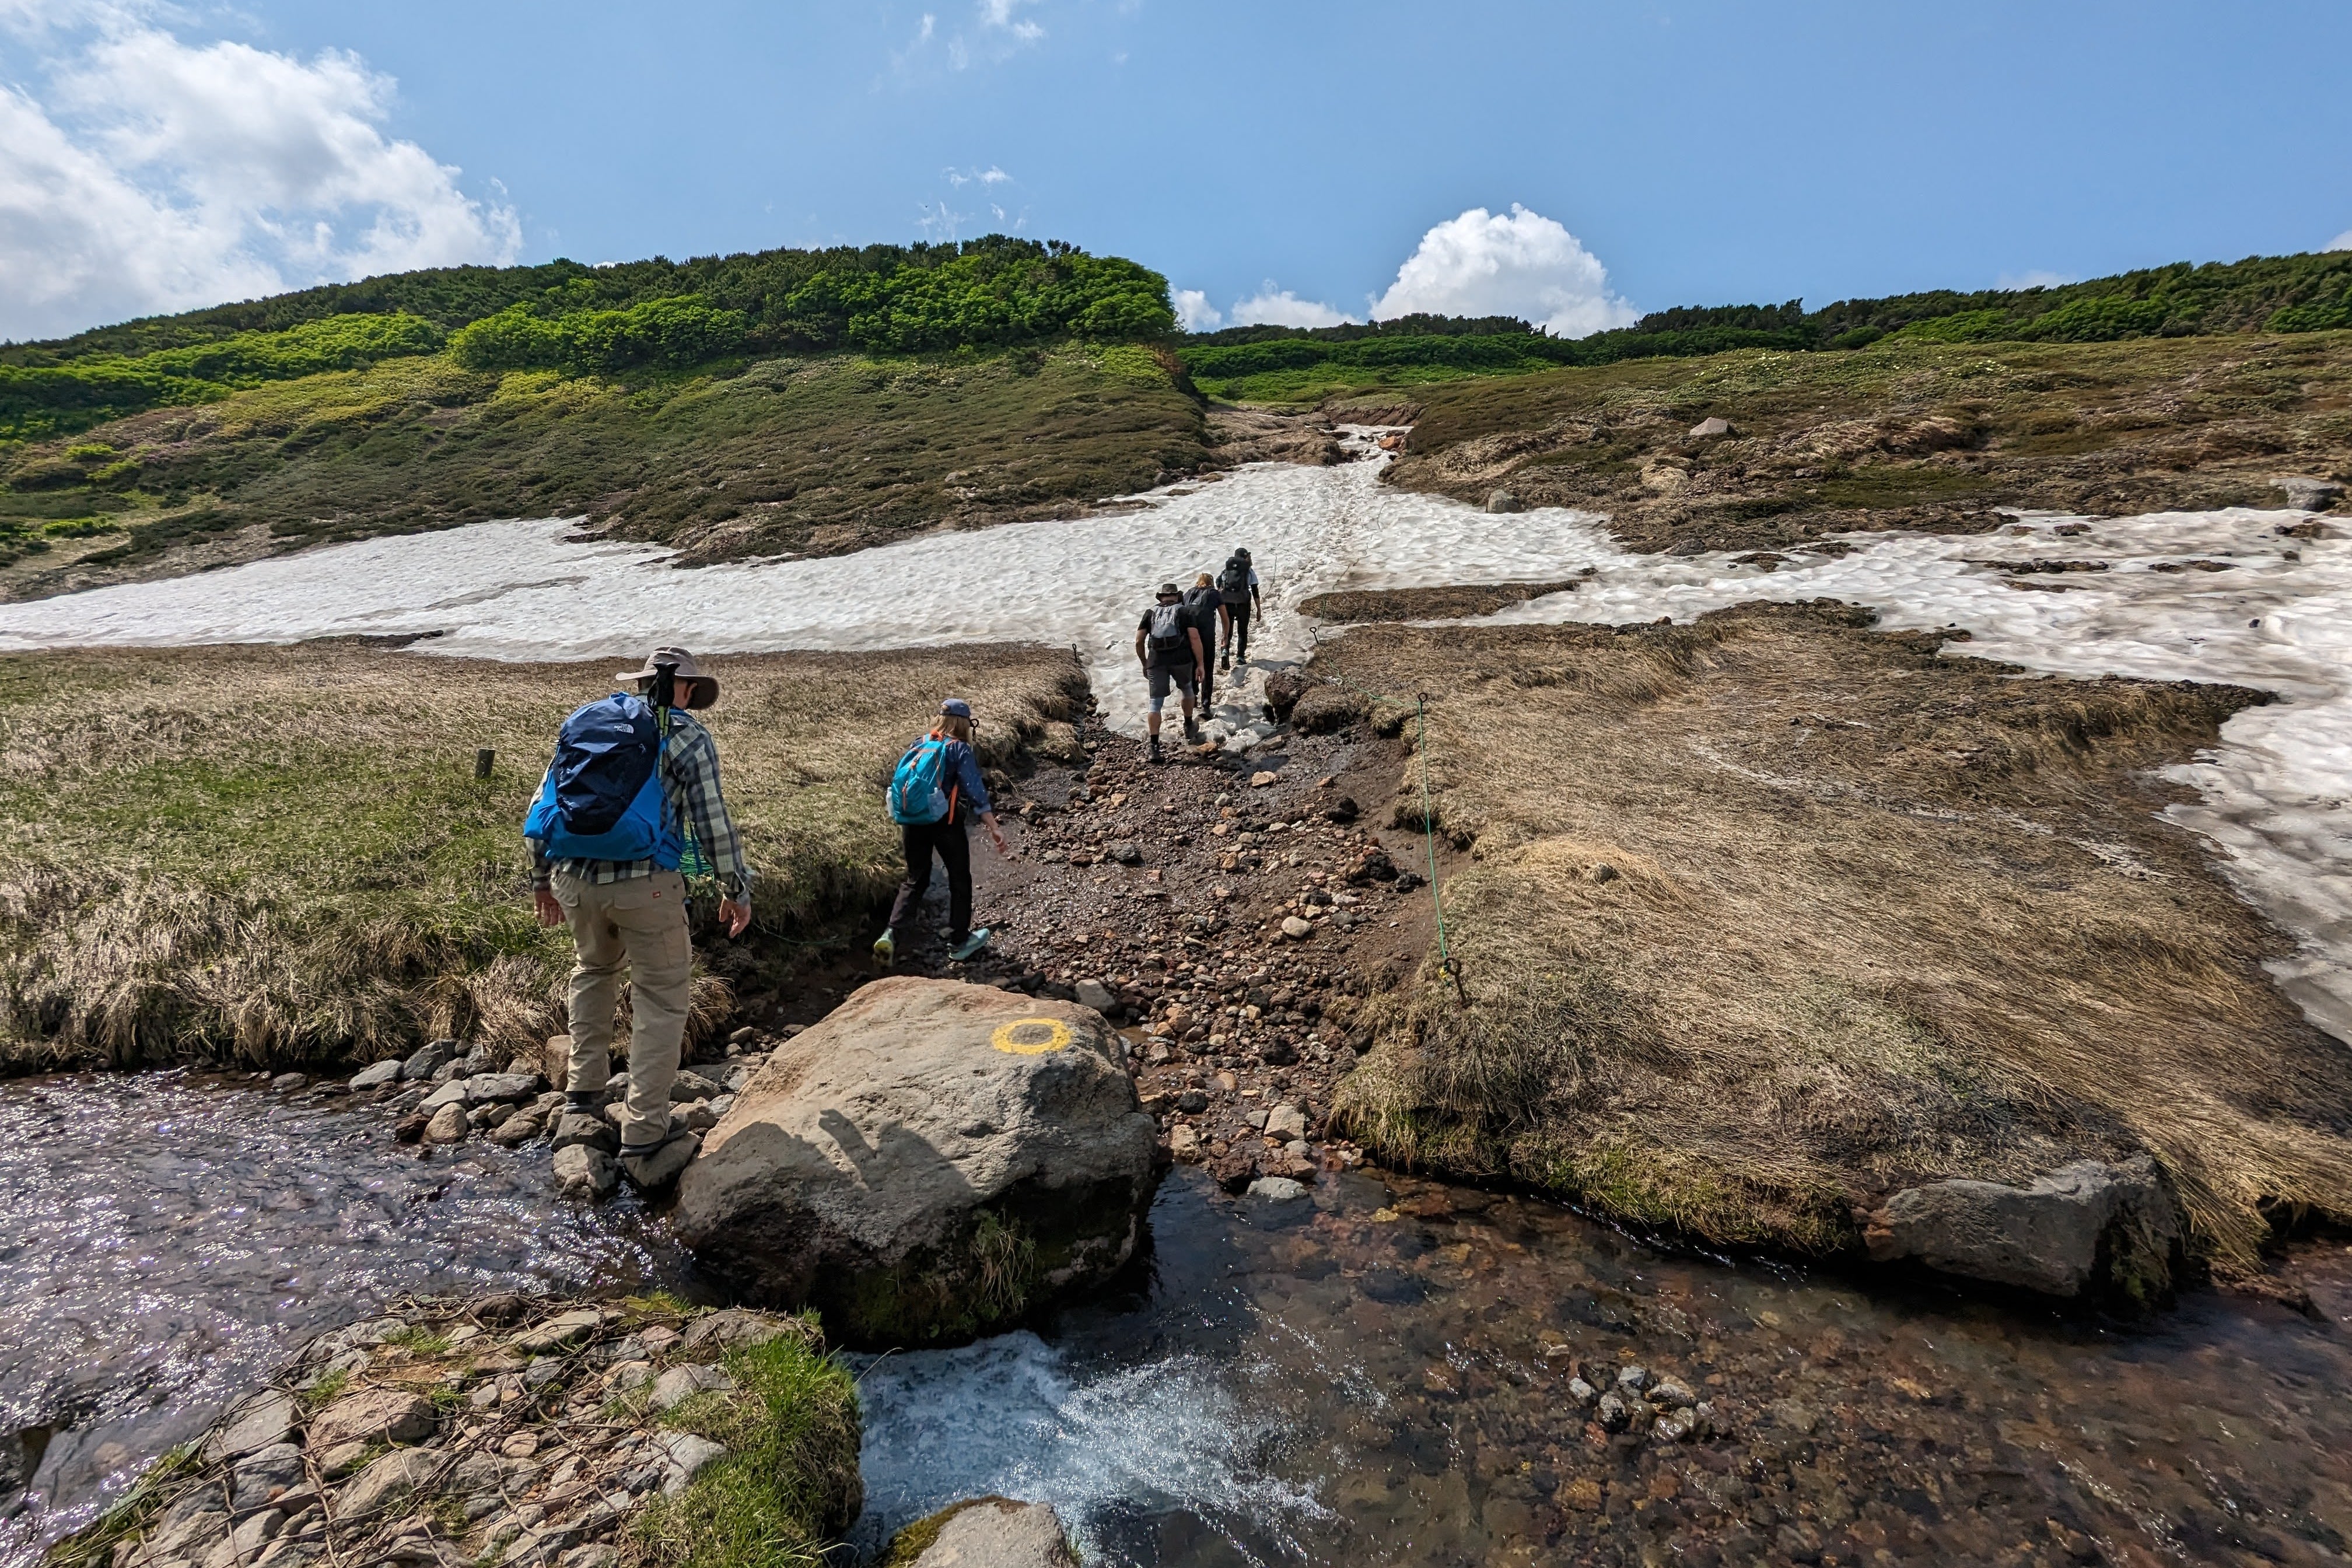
534, 889, 564, 928
718, 897, 753, 938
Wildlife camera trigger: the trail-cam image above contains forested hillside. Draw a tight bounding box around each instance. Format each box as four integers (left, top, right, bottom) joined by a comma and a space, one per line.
0, 238, 1200, 595
1175, 249, 2352, 404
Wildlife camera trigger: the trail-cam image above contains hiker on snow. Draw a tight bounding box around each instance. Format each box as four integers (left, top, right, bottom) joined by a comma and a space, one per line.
1136, 580, 1208, 762
525, 646, 751, 1181
1217, 548, 1264, 668
874, 698, 1011, 968
1184, 572, 1224, 716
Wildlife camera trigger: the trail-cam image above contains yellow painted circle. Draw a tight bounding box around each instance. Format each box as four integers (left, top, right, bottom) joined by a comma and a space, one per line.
991, 1018, 1073, 1055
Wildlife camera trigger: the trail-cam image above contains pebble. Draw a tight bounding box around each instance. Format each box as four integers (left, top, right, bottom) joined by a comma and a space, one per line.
348, 1059, 404, 1090
552, 1144, 618, 1200
422, 1102, 470, 1144
1247, 1176, 1309, 1202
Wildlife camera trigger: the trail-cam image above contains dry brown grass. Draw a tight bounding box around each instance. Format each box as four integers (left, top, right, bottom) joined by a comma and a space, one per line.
0, 642, 1084, 1074
1325, 603, 2352, 1276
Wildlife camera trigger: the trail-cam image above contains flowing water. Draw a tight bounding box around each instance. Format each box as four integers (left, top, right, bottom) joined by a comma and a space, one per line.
0, 1073, 698, 1568
7, 1073, 2348, 1568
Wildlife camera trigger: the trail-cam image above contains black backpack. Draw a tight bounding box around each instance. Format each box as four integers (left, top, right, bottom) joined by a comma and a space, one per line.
1217, 558, 1250, 600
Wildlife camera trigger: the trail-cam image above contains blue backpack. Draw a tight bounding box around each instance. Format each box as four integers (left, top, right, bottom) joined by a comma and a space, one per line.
523, 693, 682, 866
888, 733, 955, 825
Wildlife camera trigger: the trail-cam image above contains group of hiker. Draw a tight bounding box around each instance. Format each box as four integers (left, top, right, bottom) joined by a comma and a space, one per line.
519, 550, 1264, 1181
1135, 546, 1264, 762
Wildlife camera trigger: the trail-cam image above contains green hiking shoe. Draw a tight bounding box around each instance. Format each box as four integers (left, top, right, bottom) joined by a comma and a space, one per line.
948, 928, 992, 962
872, 929, 895, 970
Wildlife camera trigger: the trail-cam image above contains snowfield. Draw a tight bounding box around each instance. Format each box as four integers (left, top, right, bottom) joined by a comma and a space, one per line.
4, 432, 2345, 1037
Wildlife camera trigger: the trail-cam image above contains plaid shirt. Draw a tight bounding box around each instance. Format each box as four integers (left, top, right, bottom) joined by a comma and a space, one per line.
527, 709, 751, 899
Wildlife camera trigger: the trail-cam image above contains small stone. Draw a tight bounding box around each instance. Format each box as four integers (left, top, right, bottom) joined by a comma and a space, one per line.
649, 1364, 734, 1412
513, 1308, 604, 1353
1648, 1377, 1696, 1408
1688, 415, 1733, 439
489, 1110, 547, 1146
1280, 916, 1314, 941
309, 1387, 436, 1451
418, 1081, 470, 1114
1595, 1391, 1631, 1432
552, 1114, 620, 1154
1263, 1103, 1308, 1141
1485, 488, 1521, 513
1249, 771, 1279, 788
500, 1433, 541, 1459
678, 1100, 720, 1132
332, 1448, 441, 1520
552, 1144, 618, 1200
670, 1069, 726, 1102
1654, 1409, 1697, 1443
1108, 842, 1143, 866
204, 1390, 297, 1463
466, 1072, 543, 1103
316, 1441, 372, 1478
423, 1102, 470, 1144
1176, 1090, 1208, 1114
1168, 1125, 1202, 1161
1588, 862, 1619, 883
268, 1072, 306, 1091
728, 1026, 757, 1046
1565, 1376, 1598, 1406
657, 1434, 728, 1494
348, 1059, 404, 1091
677, 1308, 796, 1359
401, 1040, 456, 1081
231, 1443, 307, 1507
1616, 1363, 1649, 1391
1247, 1176, 1308, 1202
1073, 979, 1118, 1013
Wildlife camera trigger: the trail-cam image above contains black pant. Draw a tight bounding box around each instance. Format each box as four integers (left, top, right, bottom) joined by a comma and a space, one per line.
889, 819, 972, 942
1226, 606, 1251, 662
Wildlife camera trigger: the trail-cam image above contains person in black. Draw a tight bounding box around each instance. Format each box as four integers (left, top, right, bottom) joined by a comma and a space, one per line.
1183, 572, 1224, 714
1135, 581, 1208, 762
873, 698, 1012, 969
1217, 548, 1263, 668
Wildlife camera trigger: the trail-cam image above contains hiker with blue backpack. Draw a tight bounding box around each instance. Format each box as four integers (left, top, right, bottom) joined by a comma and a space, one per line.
524, 647, 751, 1185
874, 698, 1011, 970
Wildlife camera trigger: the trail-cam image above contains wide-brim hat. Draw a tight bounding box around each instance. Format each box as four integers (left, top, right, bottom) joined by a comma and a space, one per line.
615, 645, 718, 709
1156, 582, 1182, 599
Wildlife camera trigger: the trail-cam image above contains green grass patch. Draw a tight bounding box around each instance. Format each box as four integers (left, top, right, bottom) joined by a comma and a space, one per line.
628, 1326, 862, 1568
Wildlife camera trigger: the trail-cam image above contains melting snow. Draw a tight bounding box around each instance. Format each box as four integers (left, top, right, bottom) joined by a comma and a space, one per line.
1, 432, 2344, 1036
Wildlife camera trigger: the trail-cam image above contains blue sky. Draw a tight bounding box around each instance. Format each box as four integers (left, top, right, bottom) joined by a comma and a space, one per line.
4, 0, 2349, 340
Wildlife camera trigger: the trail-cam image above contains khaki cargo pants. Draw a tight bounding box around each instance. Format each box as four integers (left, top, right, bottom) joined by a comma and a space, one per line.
553, 869, 690, 1147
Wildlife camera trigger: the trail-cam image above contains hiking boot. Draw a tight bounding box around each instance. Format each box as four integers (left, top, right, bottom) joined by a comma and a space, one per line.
617, 1125, 698, 1188
871, 929, 895, 970
948, 928, 992, 961
565, 1089, 602, 1115
1149, 736, 1164, 762
1184, 715, 1201, 741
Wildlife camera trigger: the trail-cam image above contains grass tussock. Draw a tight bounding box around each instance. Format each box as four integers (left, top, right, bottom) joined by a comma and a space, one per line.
0, 642, 1086, 1074
626, 1324, 862, 1568
1326, 603, 2352, 1275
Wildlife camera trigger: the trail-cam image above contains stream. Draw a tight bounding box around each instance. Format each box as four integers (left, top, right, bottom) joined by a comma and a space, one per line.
6, 1074, 2348, 1568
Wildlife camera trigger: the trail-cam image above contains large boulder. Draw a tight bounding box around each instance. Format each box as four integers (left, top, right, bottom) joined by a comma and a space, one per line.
673, 977, 1157, 1346
1863, 1157, 2182, 1305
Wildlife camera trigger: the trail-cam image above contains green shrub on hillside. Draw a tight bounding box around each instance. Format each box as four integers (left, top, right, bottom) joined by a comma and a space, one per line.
0, 313, 446, 440
450, 295, 752, 374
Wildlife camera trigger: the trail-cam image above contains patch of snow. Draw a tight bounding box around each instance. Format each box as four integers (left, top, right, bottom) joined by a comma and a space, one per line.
0, 435, 2345, 1037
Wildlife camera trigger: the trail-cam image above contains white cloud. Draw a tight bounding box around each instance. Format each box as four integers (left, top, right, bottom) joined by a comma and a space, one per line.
1997, 268, 2076, 290
2328, 229, 2352, 253
978, 0, 1045, 41
944, 164, 1011, 187
1369, 204, 1634, 338
1172, 289, 1221, 332
1230, 285, 1356, 330
0, 9, 518, 341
